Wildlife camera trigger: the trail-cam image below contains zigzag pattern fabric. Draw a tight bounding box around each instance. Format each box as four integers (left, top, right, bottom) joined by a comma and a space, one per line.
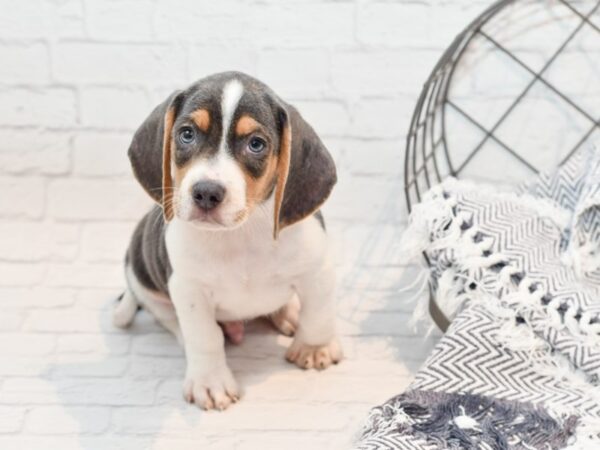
356, 145, 600, 449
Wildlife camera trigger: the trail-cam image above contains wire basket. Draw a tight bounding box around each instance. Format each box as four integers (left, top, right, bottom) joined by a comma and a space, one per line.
404, 0, 600, 331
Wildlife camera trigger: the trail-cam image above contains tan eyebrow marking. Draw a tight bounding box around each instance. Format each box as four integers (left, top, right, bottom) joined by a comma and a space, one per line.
190, 109, 211, 132
235, 115, 260, 136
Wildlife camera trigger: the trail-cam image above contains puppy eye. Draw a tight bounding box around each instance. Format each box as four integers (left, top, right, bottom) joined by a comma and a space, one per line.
178, 127, 195, 144
247, 136, 266, 154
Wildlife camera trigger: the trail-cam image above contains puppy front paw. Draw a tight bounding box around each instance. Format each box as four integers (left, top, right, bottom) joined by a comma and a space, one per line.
285, 337, 343, 370
183, 364, 240, 411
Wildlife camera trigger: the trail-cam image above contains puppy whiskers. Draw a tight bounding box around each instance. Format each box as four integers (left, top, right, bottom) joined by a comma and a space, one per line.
148, 187, 180, 227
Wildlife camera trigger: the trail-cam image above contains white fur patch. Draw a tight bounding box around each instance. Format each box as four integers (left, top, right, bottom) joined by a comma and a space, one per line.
166, 199, 332, 323
220, 78, 244, 151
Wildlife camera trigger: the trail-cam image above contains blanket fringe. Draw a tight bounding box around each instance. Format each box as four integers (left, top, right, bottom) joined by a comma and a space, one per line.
403, 177, 600, 346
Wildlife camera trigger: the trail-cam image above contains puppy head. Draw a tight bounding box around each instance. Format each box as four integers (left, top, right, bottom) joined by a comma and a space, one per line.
128, 72, 336, 236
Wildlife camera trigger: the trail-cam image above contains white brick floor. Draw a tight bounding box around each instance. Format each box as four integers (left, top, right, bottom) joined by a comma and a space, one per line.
0, 219, 441, 449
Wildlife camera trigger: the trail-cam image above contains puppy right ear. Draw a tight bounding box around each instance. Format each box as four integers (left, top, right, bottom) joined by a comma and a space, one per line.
128, 91, 184, 221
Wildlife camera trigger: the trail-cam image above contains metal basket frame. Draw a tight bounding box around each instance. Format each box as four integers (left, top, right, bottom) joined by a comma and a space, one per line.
404, 0, 600, 331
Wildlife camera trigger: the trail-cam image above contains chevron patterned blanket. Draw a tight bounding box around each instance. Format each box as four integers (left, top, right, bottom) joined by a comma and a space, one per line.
356, 146, 600, 449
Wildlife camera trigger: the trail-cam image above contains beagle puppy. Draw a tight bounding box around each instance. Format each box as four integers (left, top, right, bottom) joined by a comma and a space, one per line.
113, 72, 342, 410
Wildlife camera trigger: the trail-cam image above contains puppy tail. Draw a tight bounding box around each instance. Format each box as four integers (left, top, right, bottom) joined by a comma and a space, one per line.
113, 289, 139, 328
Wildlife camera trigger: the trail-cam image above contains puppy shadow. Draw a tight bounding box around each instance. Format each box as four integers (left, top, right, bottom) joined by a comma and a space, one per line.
333, 183, 442, 375
43, 293, 294, 448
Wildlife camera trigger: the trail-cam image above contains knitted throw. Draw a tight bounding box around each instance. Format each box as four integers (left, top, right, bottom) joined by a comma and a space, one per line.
356, 145, 600, 449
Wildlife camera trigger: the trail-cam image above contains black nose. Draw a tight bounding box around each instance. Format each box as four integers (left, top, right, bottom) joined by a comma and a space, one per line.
192, 181, 226, 211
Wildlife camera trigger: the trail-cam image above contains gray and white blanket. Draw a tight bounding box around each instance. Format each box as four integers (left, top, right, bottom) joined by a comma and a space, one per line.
356, 145, 600, 449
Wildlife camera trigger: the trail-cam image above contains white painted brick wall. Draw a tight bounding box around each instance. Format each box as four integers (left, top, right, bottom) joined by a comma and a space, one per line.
1, 0, 591, 447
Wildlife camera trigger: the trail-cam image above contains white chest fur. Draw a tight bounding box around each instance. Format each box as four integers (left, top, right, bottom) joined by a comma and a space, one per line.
165, 203, 330, 322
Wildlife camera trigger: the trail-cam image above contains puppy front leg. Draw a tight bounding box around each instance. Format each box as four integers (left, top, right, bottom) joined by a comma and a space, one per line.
286, 266, 343, 370
169, 276, 239, 410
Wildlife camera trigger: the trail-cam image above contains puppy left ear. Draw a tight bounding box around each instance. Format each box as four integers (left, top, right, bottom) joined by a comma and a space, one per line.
128, 91, 184, 221
273, 104, 337, 238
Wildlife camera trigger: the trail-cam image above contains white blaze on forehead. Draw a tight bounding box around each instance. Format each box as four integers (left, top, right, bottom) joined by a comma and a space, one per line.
220, 79, 244, 150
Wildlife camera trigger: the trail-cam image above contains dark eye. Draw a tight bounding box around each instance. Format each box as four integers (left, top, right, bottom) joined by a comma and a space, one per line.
247, 136, 266, 153
178, 127, 195, 144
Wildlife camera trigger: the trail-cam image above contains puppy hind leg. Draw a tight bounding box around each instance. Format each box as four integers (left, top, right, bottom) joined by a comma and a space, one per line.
124, 264, 183, 344
285, 267, 342, 370
113, 289, 139, 328
269, 296, 300, 337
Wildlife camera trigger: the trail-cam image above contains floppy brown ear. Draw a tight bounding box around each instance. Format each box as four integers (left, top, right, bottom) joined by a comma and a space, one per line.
127, 91, 183, 221
273, 104, 337, 238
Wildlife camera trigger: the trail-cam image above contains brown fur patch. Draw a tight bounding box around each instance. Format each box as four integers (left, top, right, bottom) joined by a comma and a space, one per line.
243, 153, 279, 213
235, 115, 260, 136
273, 120, 291, 238
190, 109, 211, 132
162, 108, 176, 221
173, 160, 194, 187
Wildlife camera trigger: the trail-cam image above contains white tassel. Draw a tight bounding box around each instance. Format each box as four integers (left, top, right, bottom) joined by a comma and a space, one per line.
497, 313, 545, 353
579, 312, 600, 336
434, 268, 465, 321
564, 418, 600, 449
547, 297, 565, 328
461, 252, 505, 272
564, 306, 582, 338
453, 406, 480, 430
397, 197, 457, 262
574, 241, 600, 276
393, 407, 412, 425
499, 264, 519, 290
